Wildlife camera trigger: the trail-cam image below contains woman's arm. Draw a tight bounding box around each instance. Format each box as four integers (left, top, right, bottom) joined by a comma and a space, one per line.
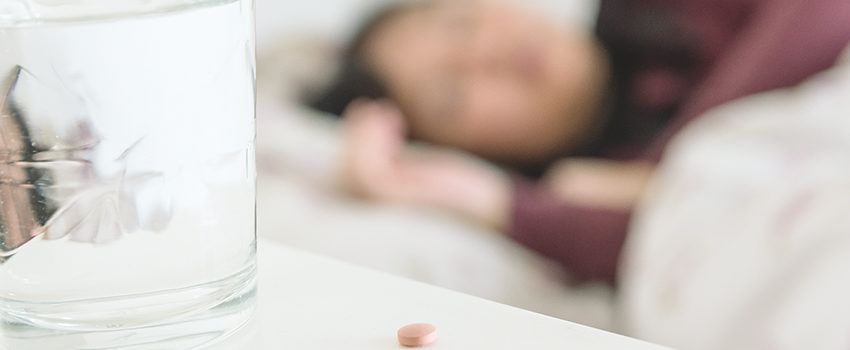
341, 100, 654, 283
508, 160, 653, 284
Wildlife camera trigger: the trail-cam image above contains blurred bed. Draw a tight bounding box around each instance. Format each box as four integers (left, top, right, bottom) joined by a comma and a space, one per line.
253, 1, 850, 346
253, 0, 616, 330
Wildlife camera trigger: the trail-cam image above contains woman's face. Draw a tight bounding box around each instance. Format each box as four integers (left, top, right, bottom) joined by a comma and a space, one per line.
364, 0, 608, 165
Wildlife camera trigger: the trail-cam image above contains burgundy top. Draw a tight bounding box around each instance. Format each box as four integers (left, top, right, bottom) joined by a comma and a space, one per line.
509, 0, 850, 284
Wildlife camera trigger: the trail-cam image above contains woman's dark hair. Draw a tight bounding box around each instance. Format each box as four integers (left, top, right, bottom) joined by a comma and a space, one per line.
305, 4, 409, 117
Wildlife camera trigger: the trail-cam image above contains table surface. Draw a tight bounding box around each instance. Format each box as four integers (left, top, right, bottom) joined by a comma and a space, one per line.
208, 239, 670, 349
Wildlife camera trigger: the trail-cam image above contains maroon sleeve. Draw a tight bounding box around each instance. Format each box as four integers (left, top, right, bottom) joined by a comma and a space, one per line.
508, 177, 631, 285
645, 0, 850, 161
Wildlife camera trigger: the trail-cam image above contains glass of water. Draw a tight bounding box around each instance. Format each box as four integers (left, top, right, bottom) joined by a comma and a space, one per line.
0, 0, 257, 348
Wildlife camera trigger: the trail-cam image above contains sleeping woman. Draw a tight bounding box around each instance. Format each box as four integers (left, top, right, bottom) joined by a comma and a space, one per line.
309, 0, 850, 284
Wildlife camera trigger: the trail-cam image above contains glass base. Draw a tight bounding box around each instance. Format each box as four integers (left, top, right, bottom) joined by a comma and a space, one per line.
0, 271, 256, 349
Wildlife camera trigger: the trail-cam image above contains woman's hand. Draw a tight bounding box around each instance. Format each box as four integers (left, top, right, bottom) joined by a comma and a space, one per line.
542, 158, 655, 209
340, 99, 511, 230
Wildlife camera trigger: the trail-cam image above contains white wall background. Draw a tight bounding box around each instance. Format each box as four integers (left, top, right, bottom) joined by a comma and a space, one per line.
255, 0, 599, 54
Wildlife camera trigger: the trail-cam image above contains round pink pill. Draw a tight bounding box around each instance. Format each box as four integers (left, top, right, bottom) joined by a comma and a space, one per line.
397, 323, 437, 347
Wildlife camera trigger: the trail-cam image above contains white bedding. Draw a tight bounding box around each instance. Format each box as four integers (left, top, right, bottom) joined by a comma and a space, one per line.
621, 46, 850, 349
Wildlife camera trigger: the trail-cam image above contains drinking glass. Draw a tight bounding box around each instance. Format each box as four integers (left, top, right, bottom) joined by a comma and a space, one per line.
0, 0, 257, 348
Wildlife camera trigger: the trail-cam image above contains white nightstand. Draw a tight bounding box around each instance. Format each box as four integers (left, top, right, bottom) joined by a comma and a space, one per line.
208, 239, 671, 349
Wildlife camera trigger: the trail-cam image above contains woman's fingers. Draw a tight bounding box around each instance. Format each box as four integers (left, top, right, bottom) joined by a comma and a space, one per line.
339, 99, 511, 229
341, 99, 408, 199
